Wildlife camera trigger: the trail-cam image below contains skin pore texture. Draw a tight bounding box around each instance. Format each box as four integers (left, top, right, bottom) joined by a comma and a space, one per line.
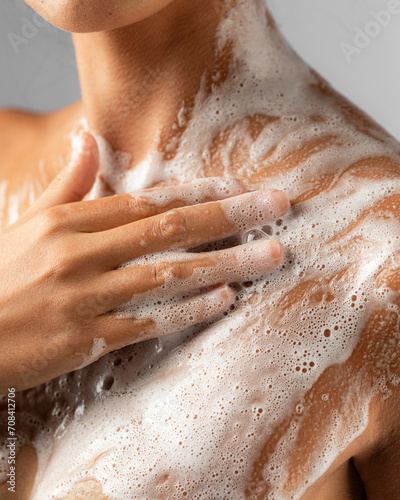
1, 0, 400, 498
24, 0, 178, 32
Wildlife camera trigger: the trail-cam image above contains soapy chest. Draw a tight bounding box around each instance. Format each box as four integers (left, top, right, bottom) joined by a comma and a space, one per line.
26, 111, 400, 499
4, 3, 400, 495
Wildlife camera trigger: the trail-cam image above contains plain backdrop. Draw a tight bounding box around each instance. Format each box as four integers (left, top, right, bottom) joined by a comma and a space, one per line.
0, 0, 399, 140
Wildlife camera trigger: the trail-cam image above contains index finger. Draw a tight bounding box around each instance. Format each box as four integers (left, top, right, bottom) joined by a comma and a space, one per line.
96, 189, 290, 268
67, 177, 246, 232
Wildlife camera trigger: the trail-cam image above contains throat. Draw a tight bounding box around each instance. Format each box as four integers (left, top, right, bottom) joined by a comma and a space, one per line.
72, 0, 240, 164
72, 0, 319, 195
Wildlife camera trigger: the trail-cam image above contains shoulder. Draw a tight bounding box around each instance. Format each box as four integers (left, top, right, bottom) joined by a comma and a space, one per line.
0, 108, 46, 168
0, 107, 42, 142
0, 105, 78, 149
0, 109, 41, 180
0, 101, 83, 133
0, 102, 83, 176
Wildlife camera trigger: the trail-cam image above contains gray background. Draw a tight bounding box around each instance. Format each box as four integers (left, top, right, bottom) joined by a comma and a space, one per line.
0, 0, 399, 140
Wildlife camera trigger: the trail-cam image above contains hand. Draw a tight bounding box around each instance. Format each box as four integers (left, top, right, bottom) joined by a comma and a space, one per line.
0, 132, 290, 392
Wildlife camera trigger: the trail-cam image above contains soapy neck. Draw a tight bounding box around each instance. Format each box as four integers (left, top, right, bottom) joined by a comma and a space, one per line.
72, 0, 272, 167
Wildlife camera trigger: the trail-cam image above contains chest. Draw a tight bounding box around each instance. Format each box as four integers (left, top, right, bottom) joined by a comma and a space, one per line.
29, 138, 400, 500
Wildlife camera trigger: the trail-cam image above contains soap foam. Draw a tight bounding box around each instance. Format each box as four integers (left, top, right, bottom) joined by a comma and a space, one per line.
3, 0, 400, 498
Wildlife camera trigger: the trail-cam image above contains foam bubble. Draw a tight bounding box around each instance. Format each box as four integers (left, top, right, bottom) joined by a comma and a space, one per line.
3, 1, 400, 498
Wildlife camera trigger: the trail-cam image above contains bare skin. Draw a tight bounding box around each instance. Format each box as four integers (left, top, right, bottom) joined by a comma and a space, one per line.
1, 124, 291, 394
1, 0, 400, 498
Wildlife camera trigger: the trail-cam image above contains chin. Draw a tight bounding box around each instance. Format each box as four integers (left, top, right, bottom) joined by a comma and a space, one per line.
24, 0, 177, 33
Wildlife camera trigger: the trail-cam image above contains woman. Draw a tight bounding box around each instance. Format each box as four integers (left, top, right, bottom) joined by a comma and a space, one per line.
1, 0, 400, 498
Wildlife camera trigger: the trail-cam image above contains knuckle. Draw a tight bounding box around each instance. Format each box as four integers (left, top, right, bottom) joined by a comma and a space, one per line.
151, 261, 189, 288
74, 291, 114, 320
152, 261, 176, 287
123, 196, 148, 219
44, 235, 79, 281
156, 210, 187, 242
39, 206, 69, 237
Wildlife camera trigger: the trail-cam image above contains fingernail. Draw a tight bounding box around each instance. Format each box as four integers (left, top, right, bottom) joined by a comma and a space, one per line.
271, 190, 290, 216
87, 133, 100, 164
247, 240, 283, 267
70, 131, 86, 166
254, 190, 290, 218
270, 240, 284, 264
215, 285, 234, 302
70, 132, 99, 167
271, 189, 290, 215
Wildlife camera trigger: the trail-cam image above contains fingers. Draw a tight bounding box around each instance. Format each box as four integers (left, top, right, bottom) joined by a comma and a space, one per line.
96, 189, 290, 268
95, 285, 235, 351
68, 177, 246, 232
91, 239, 283, 312
23, 132, 99, 220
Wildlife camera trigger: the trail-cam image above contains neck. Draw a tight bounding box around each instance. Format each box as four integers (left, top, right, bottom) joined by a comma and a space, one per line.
72, 0, 243, 164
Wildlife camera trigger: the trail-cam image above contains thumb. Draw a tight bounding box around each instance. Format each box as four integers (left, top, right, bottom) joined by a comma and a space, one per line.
26, 131, 100, 218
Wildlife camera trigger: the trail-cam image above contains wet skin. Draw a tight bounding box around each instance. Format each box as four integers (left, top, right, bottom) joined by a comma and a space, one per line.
1, 7, 400, 500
